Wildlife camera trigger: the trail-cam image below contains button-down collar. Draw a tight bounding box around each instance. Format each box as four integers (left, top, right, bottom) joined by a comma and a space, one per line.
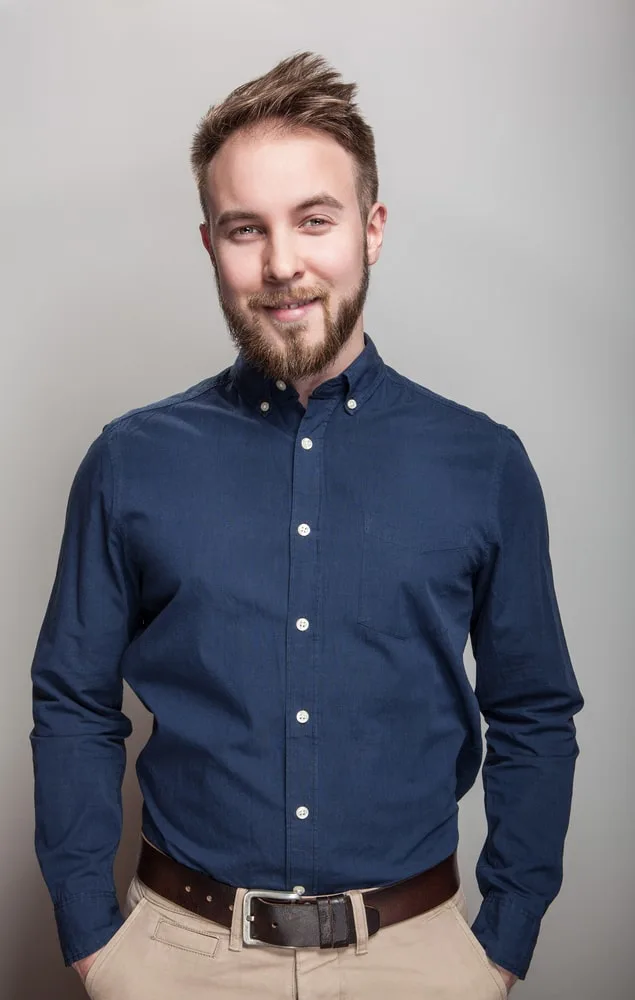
230, 332, 385, 413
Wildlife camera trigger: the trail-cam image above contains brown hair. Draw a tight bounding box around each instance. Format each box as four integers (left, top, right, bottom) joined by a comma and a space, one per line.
190, 52, 378, 224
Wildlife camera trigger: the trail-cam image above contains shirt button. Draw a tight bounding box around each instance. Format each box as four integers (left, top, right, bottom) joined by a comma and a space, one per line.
301, 437, 313, 450
276, 380, 287, 391
293, 885, 306, 896
346, 398, 357, 410
296, 618, 309, 631
296, 806, 309, 820
260, 401, 270, 413
296, 710, 309, 724
297, 523, 311, 536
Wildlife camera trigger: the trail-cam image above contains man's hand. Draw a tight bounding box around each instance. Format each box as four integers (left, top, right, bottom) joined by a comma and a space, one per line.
72, 949, 103, 984
493, 962, 519, 992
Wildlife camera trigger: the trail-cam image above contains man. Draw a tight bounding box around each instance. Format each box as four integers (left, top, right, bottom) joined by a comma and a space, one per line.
30, 52, 583, 999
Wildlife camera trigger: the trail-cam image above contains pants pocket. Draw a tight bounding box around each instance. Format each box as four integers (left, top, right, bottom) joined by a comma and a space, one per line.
450, 893, 508, 999
83, 880, 148, 997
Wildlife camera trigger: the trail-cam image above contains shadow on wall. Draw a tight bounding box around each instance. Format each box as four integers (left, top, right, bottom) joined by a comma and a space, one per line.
16, 688, 152, 1000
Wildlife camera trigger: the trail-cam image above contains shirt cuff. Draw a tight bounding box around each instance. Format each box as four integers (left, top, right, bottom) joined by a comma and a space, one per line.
471, 892, 543, 980
54, 891, 124, 967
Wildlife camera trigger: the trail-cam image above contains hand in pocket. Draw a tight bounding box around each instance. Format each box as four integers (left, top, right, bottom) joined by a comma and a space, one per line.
73, 947, 104, 984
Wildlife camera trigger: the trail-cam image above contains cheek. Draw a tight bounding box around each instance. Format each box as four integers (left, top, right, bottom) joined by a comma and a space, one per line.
216, 246, 262, 295
307, 239, 362, 286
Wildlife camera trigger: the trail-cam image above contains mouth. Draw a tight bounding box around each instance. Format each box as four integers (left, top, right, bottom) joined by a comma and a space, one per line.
262, 298, 320, 322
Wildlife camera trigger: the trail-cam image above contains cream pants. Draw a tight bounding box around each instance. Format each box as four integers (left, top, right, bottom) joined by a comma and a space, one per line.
83, 874, 508, 999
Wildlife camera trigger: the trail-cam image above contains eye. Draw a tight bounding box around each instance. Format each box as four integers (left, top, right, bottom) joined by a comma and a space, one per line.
230, 225, 261, 238
302, 217, 330, 230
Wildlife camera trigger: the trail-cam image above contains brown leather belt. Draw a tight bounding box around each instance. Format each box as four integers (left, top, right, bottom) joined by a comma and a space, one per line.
137, 838, 459, 949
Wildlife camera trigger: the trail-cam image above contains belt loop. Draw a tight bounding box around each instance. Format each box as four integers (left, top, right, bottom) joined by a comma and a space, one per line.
347, 889, 369, 956
229, 887, 248, 951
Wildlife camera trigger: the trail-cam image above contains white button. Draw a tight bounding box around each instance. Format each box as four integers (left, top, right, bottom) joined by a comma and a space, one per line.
296, 806, 309, 820
276, 380, 287, 391
293, 885, 306, 895
296, 618, 309, 632
260, 401, 270, 413
301, 437, 313, 450
296, 710, 309, 724
297, 523, 311, 537
346, 398, 357, 410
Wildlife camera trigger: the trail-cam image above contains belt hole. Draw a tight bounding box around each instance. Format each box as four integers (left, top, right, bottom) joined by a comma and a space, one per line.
185, 885, 191, 893
206, 894, 213, 902
271, 922, 277, 928
229, 904, 233, 911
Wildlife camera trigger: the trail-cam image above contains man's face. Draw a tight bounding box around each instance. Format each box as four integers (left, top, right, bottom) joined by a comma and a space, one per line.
200, 127, 383, 381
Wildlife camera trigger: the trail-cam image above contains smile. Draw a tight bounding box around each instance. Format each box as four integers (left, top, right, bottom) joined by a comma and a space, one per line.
263, 299, 320, 322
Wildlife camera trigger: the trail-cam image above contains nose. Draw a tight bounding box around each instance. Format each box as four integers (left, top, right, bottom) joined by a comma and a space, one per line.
263, 228, 304, 285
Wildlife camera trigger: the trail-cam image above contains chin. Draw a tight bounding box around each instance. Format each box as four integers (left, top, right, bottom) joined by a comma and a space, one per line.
271, 320, 323, 344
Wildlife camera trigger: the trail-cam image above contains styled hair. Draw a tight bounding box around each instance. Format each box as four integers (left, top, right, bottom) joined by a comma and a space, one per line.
190, 52, 378, 223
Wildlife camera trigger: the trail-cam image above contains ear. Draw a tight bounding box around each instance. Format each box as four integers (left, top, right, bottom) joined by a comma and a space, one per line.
365, 202, 387, 266
199, 222, 215, 261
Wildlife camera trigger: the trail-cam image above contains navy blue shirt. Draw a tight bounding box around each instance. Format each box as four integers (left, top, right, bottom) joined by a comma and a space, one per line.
30, 334, 583, 978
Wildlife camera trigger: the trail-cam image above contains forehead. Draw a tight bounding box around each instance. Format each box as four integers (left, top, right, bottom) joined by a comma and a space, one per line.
206, 127, 358, 216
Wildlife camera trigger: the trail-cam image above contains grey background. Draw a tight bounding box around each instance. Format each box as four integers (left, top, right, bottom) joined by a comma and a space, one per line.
1, 1, 633, 997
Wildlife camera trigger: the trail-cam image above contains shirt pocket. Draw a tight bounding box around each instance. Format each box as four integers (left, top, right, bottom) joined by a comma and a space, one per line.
357, 513, 470, 640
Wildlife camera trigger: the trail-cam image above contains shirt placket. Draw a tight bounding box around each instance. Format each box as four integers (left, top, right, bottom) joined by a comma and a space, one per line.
284, 397, 338, 894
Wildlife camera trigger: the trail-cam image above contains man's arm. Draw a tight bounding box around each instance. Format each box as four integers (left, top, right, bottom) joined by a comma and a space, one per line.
30, 427, 138, 967
469, 427, 584, 980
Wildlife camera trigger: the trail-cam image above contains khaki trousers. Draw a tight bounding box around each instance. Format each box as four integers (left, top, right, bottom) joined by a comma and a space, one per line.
83, 873, 508, 999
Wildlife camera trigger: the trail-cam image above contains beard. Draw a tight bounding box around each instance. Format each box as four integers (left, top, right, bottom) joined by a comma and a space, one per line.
214, 248, 370, 382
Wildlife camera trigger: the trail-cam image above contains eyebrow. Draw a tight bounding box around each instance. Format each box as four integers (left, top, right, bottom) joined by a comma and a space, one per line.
215, 193, 345, 229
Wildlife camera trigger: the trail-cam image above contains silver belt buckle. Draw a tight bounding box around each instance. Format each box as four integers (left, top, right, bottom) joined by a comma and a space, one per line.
242, 888, 301, 947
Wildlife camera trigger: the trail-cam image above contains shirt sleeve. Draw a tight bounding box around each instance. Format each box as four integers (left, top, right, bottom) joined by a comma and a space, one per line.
29, 428, 138, 966
468, 427, 584, 980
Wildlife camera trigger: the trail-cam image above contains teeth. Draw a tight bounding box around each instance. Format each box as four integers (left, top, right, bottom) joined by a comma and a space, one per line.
264, 298, 316, 311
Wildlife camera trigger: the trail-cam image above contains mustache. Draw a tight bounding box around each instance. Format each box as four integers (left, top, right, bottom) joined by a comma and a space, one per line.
247, 287, 328, 309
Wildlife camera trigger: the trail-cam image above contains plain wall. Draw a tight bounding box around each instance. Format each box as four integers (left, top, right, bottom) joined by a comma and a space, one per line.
1, 1, 633, 997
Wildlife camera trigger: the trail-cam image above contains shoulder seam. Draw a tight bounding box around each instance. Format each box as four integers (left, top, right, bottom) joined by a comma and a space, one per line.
384, 368, 504, 428
486, 425, 515, 544
101, 422, 129, 550
100, 428, 121, 541
103, 371, 230, 436
100, 370, 230, 550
